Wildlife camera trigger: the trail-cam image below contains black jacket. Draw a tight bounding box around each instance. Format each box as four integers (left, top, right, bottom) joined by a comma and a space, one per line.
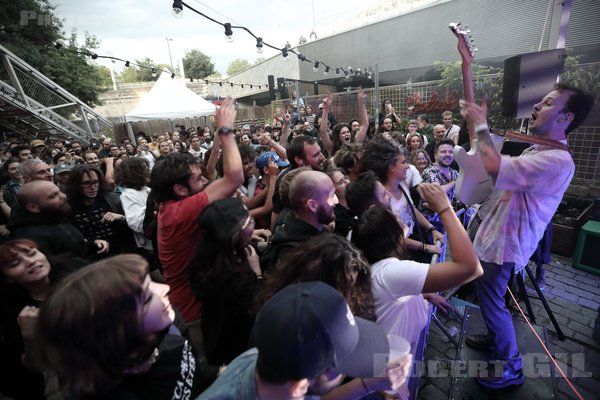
7, 204, 91, 258
260, 213, 326, 270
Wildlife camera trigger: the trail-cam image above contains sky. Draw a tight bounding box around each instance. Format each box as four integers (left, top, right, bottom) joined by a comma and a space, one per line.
51, 0, 434, 76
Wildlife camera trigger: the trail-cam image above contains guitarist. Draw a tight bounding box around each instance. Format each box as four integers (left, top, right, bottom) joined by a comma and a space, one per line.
460, 83, 594, 389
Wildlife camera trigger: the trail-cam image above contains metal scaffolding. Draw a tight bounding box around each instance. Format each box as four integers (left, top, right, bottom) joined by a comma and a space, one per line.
0, 44, 112, 143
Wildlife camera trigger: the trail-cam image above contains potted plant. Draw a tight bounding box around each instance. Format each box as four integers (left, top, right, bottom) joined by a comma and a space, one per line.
551, 196, 593, 256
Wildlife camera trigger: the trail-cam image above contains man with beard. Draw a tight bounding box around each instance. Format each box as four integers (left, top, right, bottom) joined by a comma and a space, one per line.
7, 180, 109, 258
261, 170, 337, 270
269, 135, 325, 231
460, 84, 594, 389
419, 138, 458, 233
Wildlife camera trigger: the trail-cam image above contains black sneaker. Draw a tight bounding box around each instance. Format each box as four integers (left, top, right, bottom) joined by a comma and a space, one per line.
465, 333, 492, 352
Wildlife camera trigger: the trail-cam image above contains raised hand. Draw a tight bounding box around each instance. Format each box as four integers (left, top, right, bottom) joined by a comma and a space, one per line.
215, 97, 237, 129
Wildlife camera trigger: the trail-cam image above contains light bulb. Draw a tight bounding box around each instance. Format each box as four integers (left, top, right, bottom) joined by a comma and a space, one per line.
172, 7, 183, 18
172, 0, 183, 18
226, 35, 233, 43
257, 46, 263, 53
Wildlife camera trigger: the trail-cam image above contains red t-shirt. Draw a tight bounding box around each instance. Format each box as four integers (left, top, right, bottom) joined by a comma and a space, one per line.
158, 192, 208, 321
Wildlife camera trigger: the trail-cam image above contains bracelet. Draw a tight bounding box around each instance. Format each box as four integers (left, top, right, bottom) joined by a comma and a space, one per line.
420, 242, 425, 252
438, 206, 453, 216
426, 225, 435, 233
217, 127, 233, 135
360, 378, 370, 394
256, 274, 264, 280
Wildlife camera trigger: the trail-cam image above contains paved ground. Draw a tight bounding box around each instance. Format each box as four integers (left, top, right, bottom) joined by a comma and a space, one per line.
420, 254, 600, 400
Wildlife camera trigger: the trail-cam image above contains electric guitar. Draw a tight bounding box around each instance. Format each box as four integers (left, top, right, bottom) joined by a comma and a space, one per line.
450, 23, 571, 205
450, 22, 504, 206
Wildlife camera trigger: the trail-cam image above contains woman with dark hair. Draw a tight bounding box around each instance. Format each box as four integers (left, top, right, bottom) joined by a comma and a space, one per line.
319, 89, 368, 157
351, 183, 482, 350
36, 254, 220, 399
361, 136, 444, 259
65, 164, 136, 256
188, 198, 263, 365
0, 239, 85, 400
379, 98, 402, 127
256, 234, 375, 320
117, 158, 152, 252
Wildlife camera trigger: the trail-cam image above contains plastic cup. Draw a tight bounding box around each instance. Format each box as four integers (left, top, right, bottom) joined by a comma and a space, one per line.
387, 334, 411, 362
386, 335, 411, 395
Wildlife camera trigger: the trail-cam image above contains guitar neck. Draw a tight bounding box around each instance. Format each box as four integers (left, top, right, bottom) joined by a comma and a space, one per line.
461, 60, 476, 145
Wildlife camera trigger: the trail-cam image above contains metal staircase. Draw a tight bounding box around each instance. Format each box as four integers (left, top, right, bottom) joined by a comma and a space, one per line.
0, 43, 112, 143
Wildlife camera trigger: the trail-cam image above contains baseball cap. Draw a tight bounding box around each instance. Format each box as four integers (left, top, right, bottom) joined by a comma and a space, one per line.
198, 198, 248, 242
255, 151, 289, 171
54, 162, 73, 175
253, 281, 389, 381
30, 139, 45, 147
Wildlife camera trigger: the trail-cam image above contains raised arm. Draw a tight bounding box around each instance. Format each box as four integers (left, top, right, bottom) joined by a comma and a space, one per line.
354, 87, 369, 144
204, 98, 244, 203
259, 133, 288, 162
320, 94, 335, 155
279, 113, 291, 149
420, 183, 482, 292
205, 127, 221, 182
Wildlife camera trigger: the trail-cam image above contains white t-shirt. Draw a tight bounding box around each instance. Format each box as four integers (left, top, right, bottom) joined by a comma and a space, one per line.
444, 124, 460, 142
371, 257, 430, 351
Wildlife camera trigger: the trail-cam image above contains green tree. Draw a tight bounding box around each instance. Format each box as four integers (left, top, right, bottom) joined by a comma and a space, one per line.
0, 0, 108, 106
227, 58, 251, 76
433, 60, 511, 127
182, 49, 215, 79
561, 55, 600, 102
254, 57, 266, 64
96, 65, 113, 89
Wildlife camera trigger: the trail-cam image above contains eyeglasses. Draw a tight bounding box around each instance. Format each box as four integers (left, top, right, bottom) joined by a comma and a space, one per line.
80, 180, 100, 188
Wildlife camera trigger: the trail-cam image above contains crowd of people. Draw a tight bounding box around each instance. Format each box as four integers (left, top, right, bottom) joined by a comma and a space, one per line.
0, 83, 593, 399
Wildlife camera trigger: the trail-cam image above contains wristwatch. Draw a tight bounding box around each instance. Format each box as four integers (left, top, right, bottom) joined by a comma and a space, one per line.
218, 127, 233, 135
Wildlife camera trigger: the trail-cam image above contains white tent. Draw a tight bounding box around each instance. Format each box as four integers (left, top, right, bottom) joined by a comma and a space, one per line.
125, 72, 217, 121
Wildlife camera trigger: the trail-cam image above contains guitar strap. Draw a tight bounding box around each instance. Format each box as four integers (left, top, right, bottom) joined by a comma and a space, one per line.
498, 130, 571, 153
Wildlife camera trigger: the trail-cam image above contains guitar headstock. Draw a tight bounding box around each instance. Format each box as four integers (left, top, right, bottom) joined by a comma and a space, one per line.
449, 22, 476, 63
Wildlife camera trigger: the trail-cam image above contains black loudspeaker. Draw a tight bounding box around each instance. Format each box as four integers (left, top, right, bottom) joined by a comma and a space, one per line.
277, 78, 287, 100
502, 49, 566, 118
268, 75, 276, 101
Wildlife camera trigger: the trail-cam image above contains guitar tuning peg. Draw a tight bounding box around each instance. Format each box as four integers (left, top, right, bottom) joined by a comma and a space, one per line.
466, 29, 471, 33
473, 48, 478, 52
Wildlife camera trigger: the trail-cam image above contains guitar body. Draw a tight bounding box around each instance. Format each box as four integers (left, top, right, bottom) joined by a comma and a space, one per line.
454, 135, 505, 205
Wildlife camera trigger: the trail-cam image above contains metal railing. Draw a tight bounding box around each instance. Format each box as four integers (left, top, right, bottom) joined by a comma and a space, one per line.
0, 44, 113, 143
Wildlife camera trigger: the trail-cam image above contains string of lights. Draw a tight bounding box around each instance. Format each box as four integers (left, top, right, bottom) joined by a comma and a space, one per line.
171, 0, 373, 79
52, 1, 372, 94
52, 39, 270, 90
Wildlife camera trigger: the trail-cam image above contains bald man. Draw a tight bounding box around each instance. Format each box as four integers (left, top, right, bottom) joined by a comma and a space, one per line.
425, 124, 447, 163
7, 180, 108, 258
261, 170, 338, 270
